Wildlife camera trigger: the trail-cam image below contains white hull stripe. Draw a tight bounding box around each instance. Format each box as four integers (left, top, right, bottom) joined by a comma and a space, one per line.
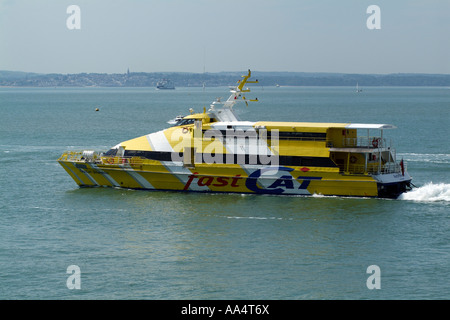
161, 162, 210, 191
90, 164, 121, 187
146, 130, 210, 191
125, 169, 154, 189
60, 161, 83, 185
79, 168, 99, 186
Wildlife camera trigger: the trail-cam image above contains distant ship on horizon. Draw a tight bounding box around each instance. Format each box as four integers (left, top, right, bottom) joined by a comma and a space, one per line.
156, 79, 175, 90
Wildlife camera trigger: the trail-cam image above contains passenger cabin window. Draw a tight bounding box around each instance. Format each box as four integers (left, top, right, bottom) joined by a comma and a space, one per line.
104, 148, 117, 156
172, 119, 195, 127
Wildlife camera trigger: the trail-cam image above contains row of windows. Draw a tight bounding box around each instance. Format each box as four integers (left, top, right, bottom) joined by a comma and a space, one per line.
122, 150, 337, 167
198, 129, 327, 141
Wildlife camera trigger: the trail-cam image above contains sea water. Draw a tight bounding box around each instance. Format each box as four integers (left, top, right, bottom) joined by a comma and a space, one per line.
0, 86, 449, 299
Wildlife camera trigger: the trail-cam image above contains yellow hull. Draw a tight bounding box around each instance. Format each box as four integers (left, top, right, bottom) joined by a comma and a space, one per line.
58, 159, 382, 197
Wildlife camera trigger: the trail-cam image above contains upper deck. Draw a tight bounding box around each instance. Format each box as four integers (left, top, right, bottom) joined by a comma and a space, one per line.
89, 70, 403, 175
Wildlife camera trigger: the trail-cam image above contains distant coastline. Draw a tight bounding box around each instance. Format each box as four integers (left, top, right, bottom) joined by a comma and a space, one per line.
1, 70, 449, 87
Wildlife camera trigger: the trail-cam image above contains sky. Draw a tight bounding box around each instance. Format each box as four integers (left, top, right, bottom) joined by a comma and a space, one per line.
0, 0, 449, 74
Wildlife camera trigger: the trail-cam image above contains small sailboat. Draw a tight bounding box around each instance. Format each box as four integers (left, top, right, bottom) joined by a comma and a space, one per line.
356, 83, 362, 93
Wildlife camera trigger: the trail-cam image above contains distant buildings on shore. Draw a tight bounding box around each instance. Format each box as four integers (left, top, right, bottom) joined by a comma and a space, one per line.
1, 70, 449, 87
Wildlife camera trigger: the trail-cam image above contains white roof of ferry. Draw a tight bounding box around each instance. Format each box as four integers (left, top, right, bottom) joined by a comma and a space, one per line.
346, 123, 397, 129
248, 121, 397, 130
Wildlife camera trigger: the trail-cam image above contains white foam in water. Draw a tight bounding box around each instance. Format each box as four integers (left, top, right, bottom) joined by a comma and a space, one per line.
398, 153, 450, 164
399, 182, 450, 202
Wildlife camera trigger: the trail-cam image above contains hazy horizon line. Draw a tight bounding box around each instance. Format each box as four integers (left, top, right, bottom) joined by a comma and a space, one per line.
2, 69, 450, 76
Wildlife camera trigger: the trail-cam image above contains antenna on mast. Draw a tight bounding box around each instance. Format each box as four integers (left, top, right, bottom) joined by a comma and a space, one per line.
207, 69, 259, 121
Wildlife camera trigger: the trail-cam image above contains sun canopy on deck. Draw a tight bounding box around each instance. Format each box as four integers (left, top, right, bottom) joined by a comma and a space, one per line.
345, 124, 397, 130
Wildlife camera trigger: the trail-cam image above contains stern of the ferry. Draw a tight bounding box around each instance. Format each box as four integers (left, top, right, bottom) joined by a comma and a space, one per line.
374, 170, 413, 199
328, 123, 413, 199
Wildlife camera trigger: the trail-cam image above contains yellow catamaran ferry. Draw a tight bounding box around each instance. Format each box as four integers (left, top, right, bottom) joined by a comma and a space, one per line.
58, 70, 412, 198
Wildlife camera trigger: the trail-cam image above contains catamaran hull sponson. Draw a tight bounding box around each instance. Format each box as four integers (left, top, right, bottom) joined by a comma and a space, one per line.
58, 161, 411, 198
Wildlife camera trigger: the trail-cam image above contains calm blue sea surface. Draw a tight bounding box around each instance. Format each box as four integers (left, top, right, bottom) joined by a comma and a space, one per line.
0, 86, 449, 300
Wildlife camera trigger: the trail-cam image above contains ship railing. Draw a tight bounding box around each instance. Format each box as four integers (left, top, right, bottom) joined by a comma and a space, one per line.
59, 151, 88, 161
59, 150, 105, 162
100, 156, 145, 166
340, 160, 406, 175
59, 151, 145, 166
343, 137, 388, 149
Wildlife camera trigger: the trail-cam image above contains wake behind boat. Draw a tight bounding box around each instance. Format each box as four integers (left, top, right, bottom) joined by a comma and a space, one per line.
58, 70, 412, 198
